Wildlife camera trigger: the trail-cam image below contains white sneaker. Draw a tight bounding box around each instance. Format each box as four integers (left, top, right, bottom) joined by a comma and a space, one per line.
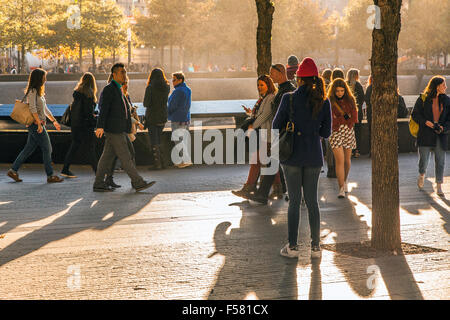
311, 245, 322, 259
176, 162, 193, 169
280, 243, 299, 258
436, 183, 444, 196
338, 187, 345, 198
417, 174, 425, 189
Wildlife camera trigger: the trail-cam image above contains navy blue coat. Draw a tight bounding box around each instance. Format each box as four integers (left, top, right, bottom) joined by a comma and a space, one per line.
273, 85, 332, 167
96, 81, 132, 134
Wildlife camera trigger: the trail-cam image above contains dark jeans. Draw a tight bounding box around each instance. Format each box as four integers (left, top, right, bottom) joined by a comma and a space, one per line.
148, 124, 164, 146
94, 132, 145, 188
282, 164, 322, 247
256, 164, 286, 197
12, 123, 54, 176
63, 127, 98, 172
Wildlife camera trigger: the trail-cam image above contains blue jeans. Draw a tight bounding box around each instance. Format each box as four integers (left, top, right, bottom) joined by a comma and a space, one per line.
12, 123, 54, 176
418, 138, 446, 184
282, 164, 322, 247
171, 122, 191, 163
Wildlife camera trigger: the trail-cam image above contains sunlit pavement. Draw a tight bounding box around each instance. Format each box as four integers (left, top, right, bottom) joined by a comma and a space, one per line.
0, 153, 448, 299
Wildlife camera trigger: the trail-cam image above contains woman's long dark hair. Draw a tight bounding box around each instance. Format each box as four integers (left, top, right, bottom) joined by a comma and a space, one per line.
74, 72, 98, 102
327, 78, 357, 109
423, 76, 445, 100
25, 68, 46, 97
147, 68, 169, 87
299, 76, 326, 119
257, 74, 277, 95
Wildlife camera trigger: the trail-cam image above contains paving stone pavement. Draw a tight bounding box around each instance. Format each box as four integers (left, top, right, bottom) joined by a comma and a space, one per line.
0, 153, 448, 300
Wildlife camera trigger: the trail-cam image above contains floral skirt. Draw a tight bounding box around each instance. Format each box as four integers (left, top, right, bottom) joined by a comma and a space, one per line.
329, 124, 356, 149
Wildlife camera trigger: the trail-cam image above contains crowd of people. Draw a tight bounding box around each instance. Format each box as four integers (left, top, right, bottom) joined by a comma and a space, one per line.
230, 55, 449, 258
4, 54, 450, 260
6, 63, 193, 192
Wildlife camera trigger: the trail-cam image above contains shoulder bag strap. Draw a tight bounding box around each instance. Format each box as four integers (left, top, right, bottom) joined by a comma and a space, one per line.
333, 101, 345, 115
286, 94, 295, 132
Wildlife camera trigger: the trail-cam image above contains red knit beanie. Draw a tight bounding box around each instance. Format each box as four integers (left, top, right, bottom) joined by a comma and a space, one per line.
296, 57, 319, 78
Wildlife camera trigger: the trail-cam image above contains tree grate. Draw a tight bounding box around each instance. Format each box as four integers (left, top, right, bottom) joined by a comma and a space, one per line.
321, 241, 447, 259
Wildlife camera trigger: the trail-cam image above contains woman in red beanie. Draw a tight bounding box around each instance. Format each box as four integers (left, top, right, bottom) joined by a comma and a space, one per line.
327, 78, 358, 198
273, 57, 332, 259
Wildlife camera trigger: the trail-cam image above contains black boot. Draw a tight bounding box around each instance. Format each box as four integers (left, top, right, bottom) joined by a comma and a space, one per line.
327, 166, 337, 178
105, 176, 121, 188
148, 145, 162, 170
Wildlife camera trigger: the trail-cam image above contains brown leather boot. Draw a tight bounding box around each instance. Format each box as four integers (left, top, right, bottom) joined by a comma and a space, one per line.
7, 169, 22, 182
47, 175, 64, 183
269, 183, 284, 200
231, 184, 256, 199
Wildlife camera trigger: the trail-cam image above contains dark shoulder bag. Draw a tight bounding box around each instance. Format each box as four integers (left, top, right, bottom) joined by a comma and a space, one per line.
60, 103, 72, 127
279, 94, 296, 162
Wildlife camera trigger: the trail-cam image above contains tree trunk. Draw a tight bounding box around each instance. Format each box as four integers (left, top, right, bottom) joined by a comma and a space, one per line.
79, 44, 83, 73
21, 45, 25, 74
180, 45, 184, 71
17, 46, 21, 74
160, 46, 164, 68
113, 49, 116, 64
370, 0, 402, 251
92, 47, 96, 73
255, 0, 275, 76
170, 43, 173, 74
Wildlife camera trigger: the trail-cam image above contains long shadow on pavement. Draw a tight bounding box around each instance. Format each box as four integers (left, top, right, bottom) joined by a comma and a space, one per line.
0, 185, 157, 268
207, 200, 300, 300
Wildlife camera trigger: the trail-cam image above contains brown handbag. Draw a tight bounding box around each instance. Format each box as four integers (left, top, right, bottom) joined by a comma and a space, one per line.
10, 94, 35, 126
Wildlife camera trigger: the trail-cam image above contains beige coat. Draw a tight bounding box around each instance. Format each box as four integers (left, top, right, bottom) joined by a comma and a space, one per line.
252, 93, 275, 143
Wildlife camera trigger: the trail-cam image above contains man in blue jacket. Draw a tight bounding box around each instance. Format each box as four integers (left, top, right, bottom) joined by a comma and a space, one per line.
168, 72, 192, 168
93, 63, 155, 192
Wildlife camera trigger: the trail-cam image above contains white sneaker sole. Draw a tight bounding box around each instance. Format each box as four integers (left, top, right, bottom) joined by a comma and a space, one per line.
61, 173, 77, 178
280, 245, 299, 258
176, 163, 193, 169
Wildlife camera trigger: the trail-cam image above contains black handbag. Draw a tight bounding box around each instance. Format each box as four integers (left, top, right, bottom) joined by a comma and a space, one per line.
240, 116, 256, 131
61, 104, 72, 127
278, 94, 296, 162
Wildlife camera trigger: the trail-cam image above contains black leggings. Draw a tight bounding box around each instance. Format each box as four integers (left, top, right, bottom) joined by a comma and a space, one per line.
63, 127, 98, 172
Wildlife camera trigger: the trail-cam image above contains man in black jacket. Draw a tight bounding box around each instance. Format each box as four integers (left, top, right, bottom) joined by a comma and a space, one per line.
247, 64, 296, 204
93, 63, 155, 192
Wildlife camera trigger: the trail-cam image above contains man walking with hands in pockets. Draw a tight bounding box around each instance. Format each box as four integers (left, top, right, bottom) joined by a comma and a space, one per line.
93, 63, 155, 192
